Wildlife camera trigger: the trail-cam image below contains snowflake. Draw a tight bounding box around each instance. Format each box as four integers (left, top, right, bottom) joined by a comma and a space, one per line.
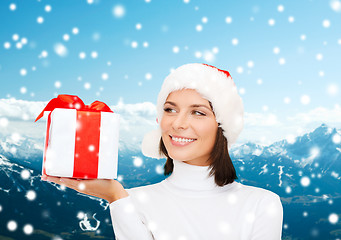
37, 16, 44, 24
112, 5, 125, 18
300, 176, 310, 187
26, 190, 37, 201
133, 156, 143, 167
23, 224, 34, 235
322, 19, 331, 28
329, 213, 339, 224
7, 220, 17, 231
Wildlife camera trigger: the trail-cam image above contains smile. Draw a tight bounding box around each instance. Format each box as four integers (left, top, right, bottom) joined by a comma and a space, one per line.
169, 135, 197, 145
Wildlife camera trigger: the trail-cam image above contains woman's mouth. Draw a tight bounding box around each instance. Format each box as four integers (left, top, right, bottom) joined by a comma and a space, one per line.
169, 135, 197, 146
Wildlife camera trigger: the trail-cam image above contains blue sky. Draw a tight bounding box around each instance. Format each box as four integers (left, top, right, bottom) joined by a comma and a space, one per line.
1, 0, 341, 146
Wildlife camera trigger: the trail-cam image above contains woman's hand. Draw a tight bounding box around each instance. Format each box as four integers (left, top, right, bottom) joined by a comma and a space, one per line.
41, 175, 129, 203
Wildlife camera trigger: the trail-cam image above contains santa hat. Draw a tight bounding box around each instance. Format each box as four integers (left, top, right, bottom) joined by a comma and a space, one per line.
141, 63, 244, 159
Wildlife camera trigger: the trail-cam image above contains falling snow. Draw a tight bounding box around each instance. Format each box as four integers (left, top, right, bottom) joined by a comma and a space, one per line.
26, 190, 37, 201
300, 176, 311, 187
1, 1, 341, 239
23, 224, 34, 235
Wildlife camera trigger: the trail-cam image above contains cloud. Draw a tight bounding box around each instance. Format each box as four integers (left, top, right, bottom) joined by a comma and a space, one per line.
1, 98, 340, 150
0, 98, 47, 121
239, 104, 341, 146
0, 98, 159, 152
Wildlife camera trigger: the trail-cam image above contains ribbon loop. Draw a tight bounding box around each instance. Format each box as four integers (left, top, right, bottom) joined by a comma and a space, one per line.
35, 94, 113, 122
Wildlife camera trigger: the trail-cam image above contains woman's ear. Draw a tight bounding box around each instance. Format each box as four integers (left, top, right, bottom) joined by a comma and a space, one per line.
156, 118, 159, 124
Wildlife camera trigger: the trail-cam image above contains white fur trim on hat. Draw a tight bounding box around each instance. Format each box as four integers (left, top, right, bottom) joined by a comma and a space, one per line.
141, 63, 244, 159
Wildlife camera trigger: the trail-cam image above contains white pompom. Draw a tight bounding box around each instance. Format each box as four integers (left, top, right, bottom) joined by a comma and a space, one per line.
141, 128, 165, 159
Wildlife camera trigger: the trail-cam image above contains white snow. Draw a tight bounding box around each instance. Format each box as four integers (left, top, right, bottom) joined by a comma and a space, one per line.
72, 27, 79, 34
225, 16, 232, 24
91, 51, 98, 58
327, 84, 339, 96
9, 3, 16, 11
54, 81, 62, 88
20, 87, 27, 94
13, 34, 19, 41
84, 82, 91, 90
322, 19, 331, 28
54, 43, 68, 57
133, 156, 143, 167
37, 16, 44, 24
285, 186, 292, 194
316, 53, 323, 61
21, 169, 31, 180
23, 224, 34, 235
155, 165, 163, 174
278, 166, 284, 187
300, 94, 310, 105
45, 5, 52, 12
63, 34, 70, 41
172, 46, 179, 53
330, 0, 341, 12
273, 47, 280, 54
112, 5, 125, 18
145, 73, 152, 80
259, 164, 268, 175
268, 19, 275, 26
102, 73, 109, 80
26, 190, 37, 201
4, 42, 11, 49
131, 41, 138, 48
7, 220, 17, 231
288, 16, 295, 23
20, 68, 27, 76
300, 176, 311, 187
79, 52, 86, 59
231, 38, 239, 46
277, 5, 284, 12
279, 58, 286, 65
328, 213, 339, 224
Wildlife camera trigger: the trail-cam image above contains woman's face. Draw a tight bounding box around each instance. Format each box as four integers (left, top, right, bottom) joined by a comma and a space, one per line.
160, 89, 218, 166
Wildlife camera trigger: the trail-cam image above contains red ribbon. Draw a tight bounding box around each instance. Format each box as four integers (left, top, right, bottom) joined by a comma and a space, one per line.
35, 94, 113, 122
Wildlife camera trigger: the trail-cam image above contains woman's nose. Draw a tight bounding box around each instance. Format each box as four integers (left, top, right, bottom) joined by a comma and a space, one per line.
172, 113, 189, 130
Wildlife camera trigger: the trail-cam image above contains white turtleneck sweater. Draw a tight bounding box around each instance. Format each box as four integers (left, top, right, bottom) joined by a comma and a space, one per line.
110, 160, 283, 240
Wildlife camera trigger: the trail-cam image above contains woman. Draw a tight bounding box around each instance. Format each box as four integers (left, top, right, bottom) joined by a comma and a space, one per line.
44, 63, 283, 239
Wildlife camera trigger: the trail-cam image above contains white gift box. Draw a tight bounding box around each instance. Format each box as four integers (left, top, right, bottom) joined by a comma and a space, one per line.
43, 108, 120, 179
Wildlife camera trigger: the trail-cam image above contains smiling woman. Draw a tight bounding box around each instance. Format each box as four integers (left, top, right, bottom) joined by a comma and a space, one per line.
45, 63, 283, 240
160, 89, 218, 166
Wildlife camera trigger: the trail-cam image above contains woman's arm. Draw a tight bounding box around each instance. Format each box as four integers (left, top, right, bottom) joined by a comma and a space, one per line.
42, 176, 128, 203
42, 176, 155, 239
250, 193, 283, 240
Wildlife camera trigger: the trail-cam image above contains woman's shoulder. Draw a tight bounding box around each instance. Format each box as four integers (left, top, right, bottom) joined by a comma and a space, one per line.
126, 180, 166, 195
232, 181, 281, 201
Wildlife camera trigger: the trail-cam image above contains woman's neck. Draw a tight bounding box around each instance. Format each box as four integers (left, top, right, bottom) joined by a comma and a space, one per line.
165, 159, 218, 191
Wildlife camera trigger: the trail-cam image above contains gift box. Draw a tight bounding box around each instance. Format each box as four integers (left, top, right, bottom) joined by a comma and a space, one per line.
35, 95, 120, 179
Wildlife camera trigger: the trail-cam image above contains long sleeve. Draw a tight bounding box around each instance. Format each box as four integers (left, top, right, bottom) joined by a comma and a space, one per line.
110, 195, 155, 240
250, 193, 283, 240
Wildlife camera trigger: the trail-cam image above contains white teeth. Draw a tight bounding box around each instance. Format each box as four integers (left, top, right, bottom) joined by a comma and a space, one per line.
171, 136, 195, 143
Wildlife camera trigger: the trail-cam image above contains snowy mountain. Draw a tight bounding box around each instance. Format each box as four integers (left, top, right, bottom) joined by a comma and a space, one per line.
0, 123, 340, 239
0, 133, 43, 170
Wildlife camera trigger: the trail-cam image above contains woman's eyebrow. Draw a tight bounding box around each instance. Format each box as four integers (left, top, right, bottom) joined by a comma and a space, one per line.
164, 101, 212, 111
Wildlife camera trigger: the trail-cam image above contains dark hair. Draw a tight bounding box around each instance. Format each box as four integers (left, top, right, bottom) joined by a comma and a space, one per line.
159, 126, 238, 187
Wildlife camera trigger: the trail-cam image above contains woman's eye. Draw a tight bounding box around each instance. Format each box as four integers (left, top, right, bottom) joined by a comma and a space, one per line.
163, 108, 175, 113
193, 111, 206, 116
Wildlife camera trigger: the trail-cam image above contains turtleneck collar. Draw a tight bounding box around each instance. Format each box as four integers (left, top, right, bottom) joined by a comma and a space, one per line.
164, 159, 236, 194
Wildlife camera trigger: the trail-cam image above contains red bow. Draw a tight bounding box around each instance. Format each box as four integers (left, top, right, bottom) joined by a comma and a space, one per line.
35, 94, 113, 122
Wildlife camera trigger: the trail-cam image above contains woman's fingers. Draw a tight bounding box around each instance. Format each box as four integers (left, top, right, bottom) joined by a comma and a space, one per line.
43, 176, 80, 191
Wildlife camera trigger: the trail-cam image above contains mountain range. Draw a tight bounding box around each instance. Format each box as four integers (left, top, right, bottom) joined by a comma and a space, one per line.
0, 123, 340, 240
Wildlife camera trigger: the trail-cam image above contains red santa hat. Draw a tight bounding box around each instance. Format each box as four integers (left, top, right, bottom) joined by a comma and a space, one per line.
141, 63, 244, 159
